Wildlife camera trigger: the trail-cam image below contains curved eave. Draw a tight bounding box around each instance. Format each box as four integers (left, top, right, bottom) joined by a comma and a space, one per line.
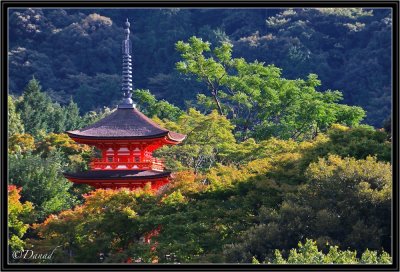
66, 130, 170, 140
166, 132, 186, 143
66, 131, 186, 145
63, 171, 171, 181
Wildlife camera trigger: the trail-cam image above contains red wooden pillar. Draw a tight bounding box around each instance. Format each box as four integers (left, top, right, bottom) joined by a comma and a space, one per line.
140, 144, 144, 162
129, 145, 133, 163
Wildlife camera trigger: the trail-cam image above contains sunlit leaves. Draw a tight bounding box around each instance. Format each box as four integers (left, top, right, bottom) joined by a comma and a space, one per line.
176, 37, 365, 141
133, 89, 184, 121
34, 188, 153, 262
8, 133, 35, 154
8, 95, 24, 136
269, 239, 390, 264
155, 108, 235, 172
8, 186, 34, 251
35, 133, 93, 171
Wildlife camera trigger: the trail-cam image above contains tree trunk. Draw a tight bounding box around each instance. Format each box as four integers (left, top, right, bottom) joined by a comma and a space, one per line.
213, 94, 224, 116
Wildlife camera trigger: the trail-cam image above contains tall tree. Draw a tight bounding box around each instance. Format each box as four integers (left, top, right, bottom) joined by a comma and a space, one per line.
64, 99, 82, 131
16, 78, 54, 136
176, 37, 228, 115
176, 37, 365, 141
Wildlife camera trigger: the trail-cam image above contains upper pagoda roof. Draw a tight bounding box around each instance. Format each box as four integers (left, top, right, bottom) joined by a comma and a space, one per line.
67, 107, 186, 142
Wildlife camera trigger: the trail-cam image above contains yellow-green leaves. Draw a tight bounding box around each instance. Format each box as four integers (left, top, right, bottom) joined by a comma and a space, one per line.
133, 89, 183, 121
161, 190, 187, 206
176, 37, 366, 141
155, 108, 236, 173
8, 95, 24, 136
8, 186, 34, 251
270, 239, 391, 264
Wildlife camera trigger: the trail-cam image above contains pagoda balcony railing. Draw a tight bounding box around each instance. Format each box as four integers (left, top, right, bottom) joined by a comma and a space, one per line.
90, 158, 165, 171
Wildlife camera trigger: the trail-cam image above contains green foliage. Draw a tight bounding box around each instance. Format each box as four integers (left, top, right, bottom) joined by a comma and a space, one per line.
8, 133, 35, 154
335, 105, 366, 127
223, 137, 299, 166
80, 107, 114, 127
176, 37, 365, 141
72, 73, 121, 112
325, 124, 390, 161
14, 78, 89, 137
301, 124, 391, 166
269, 239, 391, 264
11, 87, 391, 263
64, 99, 83, 131
223, 155, 391, 262
239, 8, 391, 126
161, 190, 187, 206
33, 188, 154, 262
26, 130, 392, 263
155, 108, 236, 172
30, 167, 283, 263
9, 151, 78, 220
17, 78, 54, 136
9, 9, 390, 127
7, 9, 392, 263
35, 133, 93, 171
223, 124, 391, 185
360, 249, 392, 264
176, 37, 228, 115
8, 95, 24, 136
133, 89, 184, 121
8, 185, 34, 251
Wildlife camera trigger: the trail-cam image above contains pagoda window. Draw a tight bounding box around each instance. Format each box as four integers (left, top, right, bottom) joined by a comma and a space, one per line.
107, 156, 113, 162
134, 156, 140, 162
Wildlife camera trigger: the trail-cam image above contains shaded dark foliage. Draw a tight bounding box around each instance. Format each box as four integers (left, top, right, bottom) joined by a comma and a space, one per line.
8, 8, 391, 126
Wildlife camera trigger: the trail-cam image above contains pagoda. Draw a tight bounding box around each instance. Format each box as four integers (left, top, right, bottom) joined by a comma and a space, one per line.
64, 19, 186, 190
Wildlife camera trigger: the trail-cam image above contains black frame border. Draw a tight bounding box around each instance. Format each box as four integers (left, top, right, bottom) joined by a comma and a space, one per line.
1, 1, 399, 271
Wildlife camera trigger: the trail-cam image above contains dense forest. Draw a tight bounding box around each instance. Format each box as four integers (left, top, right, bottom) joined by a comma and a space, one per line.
8, 7, 393, 264
9, 8, 391, 127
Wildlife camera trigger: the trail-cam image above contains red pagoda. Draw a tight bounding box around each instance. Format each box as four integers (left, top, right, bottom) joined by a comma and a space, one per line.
64, 19, 185, 190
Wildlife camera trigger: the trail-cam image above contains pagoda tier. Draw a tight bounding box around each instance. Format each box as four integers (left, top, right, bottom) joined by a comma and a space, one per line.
63, 19, 185, 190
64, 170, 171, 190
64, 107, 186, 190
66, 107, 185, 143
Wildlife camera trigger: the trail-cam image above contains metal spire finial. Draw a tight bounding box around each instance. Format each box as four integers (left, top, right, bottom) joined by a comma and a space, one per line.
119, 18, 135, 109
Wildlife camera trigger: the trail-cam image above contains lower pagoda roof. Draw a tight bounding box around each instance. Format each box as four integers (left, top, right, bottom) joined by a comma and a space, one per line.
67, 107, 186, 142
64, 170, 171, 180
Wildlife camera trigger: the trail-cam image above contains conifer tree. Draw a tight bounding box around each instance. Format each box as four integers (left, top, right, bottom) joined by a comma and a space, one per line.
17, 77, 53, 137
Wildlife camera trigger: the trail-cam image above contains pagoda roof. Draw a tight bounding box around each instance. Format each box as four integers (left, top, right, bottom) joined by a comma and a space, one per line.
67, 107, 185, 142
64, 170, 171, 180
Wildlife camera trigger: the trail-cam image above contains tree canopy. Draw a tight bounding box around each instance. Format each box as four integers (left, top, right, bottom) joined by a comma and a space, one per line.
176, 36, 365, 141
8, 8, 391, 127
7, 8, 393, 263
